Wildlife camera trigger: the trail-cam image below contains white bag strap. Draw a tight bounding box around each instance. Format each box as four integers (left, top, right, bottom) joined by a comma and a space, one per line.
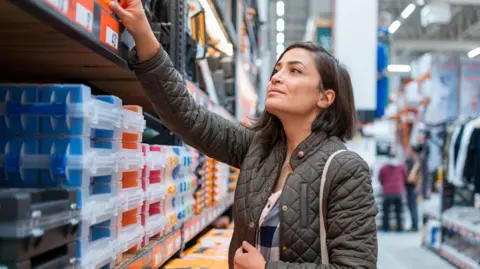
319, 149, 347, 265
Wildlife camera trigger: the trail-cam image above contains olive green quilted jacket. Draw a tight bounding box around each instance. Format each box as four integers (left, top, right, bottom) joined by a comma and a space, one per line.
129, 47, 378, 269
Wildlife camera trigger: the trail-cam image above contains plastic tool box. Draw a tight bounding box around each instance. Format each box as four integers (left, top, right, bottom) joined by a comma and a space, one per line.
77, 216, 117, 269
0, 137, 119, 187
0, 189, 80, 263
122, 106, 146, 143
0, 242, 77, 269
0, 84, 124, 138
141, 144, 166, 179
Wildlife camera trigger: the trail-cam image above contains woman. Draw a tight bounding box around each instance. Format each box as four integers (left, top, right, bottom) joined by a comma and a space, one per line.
110, 1, 378, 268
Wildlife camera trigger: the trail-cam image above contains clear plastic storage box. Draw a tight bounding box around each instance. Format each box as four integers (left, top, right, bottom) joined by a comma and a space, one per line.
0, 137, 119, 188
76, 236, 116, 269
122, 106, 146, 143
141, 144, 166, 178
116, 224, 144, 255
118, 178, 145, 213
0, 84, 124, 139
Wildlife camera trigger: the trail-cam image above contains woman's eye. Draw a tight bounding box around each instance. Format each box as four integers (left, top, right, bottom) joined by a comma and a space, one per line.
291, 68, 301, 74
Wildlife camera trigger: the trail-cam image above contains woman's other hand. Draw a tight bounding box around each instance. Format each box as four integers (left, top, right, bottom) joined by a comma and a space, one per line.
234, 241, 266, 269
110, 0, 160, 62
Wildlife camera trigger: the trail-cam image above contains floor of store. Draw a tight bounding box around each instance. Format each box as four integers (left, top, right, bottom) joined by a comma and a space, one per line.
378, 232, 454, 269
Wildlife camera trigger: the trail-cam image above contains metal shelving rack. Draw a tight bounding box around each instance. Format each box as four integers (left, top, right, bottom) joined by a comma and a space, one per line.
0, 0, 247, 268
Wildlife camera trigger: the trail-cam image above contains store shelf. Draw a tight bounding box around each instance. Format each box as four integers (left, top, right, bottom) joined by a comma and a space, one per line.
117, 195, 234, 269
440, 244, 480, 269
183, 195, 234, 243
0, 0, 235, 120
210, 0, 238, 50
442, 208, 480, 244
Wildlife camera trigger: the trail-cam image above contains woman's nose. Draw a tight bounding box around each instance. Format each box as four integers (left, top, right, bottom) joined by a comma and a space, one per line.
271, 72, 283, 84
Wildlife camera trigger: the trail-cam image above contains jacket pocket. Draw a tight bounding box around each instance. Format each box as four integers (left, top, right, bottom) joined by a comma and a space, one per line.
300, 183, 308, 228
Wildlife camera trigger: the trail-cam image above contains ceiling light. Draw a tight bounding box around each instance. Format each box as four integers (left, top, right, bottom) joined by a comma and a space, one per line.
276, 1, 285, 16
276, 32, 284, 44
468, 47, 480, 58
276, 44, 285, 54
387, 64, 411, 73
416, 0, 425, 5
388, 20, 401, 34
276, 18, 285, 32
401, 4, 416, 19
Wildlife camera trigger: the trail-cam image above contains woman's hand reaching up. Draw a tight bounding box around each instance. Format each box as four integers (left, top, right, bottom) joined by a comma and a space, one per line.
109, 0, 160, 62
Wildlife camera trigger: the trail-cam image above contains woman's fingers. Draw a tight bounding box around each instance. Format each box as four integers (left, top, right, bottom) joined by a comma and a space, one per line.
109, 1, 129, 20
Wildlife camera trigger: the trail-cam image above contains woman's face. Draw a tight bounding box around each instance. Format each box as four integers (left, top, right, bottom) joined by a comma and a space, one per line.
265, 48, 331, 117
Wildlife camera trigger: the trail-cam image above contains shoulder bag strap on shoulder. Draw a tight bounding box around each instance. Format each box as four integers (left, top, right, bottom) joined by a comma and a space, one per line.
319, 149, 347, 265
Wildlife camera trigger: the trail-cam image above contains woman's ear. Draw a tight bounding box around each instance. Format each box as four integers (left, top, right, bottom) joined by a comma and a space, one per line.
317, 89, 336, 109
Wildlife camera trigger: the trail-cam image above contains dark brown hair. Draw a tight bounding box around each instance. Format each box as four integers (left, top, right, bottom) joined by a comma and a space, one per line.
251, 41, 357, 142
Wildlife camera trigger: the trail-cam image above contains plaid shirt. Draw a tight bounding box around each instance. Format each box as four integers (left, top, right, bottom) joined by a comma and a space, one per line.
257, 191, 282, 262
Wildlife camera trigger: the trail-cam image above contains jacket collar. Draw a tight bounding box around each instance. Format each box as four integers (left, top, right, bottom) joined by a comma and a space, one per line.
278, 131, 329, 170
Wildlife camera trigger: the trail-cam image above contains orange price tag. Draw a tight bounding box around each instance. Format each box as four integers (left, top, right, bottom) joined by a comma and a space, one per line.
100, 10, 120, 50
152, 242, 165, 267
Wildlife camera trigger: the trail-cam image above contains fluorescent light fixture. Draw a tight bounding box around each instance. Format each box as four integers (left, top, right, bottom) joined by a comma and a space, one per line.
276, 18, 285, 32
387, 64, 411, 73
468, 47, 480, 58
276, 1, 285, 16
416, 0, 425, 5
401, 4, 416, 19
388, 20, 401, 34
276, 44, 285, 54
276, 32, 284, 44
198, 0, 233, 56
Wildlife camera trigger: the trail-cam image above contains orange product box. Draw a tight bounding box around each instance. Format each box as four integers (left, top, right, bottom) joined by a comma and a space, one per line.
164, 258, 215, 269
209, 260, 229, 269
202, 229, 233, 239
183, 243, 228, 259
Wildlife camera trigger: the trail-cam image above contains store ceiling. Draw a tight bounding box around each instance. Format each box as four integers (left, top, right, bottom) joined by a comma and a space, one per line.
275, 0, 480, 61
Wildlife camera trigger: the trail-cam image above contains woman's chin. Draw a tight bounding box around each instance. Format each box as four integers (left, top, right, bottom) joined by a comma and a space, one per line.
265, 99, 286, 112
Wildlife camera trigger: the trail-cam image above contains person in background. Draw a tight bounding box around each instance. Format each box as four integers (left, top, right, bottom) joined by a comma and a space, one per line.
379, 152, 408, 232
405, 150, 422, 232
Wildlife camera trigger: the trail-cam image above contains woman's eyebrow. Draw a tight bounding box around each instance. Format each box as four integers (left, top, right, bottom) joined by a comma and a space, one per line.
275, 61, 307, 68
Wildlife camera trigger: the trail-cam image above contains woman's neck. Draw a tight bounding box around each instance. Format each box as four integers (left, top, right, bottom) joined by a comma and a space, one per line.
281, 115, 314, 155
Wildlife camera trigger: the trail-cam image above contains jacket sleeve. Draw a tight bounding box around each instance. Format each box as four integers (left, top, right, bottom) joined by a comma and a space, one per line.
129, 47, 254, 168
266, 152, 378, 269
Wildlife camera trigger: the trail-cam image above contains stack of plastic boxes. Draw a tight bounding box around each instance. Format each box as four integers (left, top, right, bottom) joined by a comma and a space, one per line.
0, 84, 129, 268
114, 105, 146, 262
163, 146, 197, 232
141, 143, 168, 246
228, 168, 239, 193
193, 151, 206, 215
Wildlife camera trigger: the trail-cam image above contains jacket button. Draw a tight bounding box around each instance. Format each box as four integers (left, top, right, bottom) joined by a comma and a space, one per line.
297, 151, 305, 158
249, 222, 255, 229
282, 246, 287, 252
282, 205, 288, 211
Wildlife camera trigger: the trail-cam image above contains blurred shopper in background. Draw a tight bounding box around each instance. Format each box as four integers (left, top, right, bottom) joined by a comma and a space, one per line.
379, 152, 408, 232
405, 149, 422, 232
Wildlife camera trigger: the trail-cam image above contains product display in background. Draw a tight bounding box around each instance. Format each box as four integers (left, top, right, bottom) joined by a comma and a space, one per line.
422, 61, 459, 125
460, 59, 480, 118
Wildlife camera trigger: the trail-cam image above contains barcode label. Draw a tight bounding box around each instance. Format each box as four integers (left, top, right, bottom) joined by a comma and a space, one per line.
46, 0, 69, 13
106, 26, 119, 49
76, 3, 93, 31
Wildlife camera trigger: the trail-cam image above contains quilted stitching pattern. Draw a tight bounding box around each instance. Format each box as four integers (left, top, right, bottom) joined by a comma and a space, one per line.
130, 49, 378, 269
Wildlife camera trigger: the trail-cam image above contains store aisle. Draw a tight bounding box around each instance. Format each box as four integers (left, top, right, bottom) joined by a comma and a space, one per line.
377, 231, 454, 269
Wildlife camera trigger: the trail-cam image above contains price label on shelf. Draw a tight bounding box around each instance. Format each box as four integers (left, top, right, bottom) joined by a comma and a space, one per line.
45, 0, 69, 14
196, 220, 201, 233
100, 10, 120, 50
75, 3, 93, 31
106, 26, 119, 49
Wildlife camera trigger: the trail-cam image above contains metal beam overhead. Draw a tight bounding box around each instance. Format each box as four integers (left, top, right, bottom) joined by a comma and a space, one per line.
391, 39, 480, 52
